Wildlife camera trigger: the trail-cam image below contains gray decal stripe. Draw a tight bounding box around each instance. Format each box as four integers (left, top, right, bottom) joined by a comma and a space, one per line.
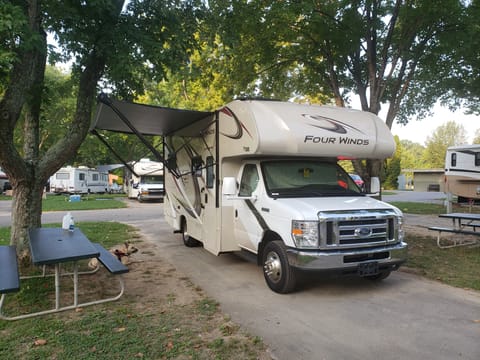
448, 168, 480, 175
245, 200, 270, 231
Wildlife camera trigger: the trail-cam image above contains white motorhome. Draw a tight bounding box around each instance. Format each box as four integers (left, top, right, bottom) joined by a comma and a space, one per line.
93, 97, 407, 293
125, 158, 164, 201
0, 167, 10, 193
49, 166, 110, 194
444, 144, 480, 201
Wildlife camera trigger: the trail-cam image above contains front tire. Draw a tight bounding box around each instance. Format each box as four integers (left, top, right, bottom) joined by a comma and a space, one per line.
181, 219, 201, 247
262, 240, 297, 294
365, 270, 391, 281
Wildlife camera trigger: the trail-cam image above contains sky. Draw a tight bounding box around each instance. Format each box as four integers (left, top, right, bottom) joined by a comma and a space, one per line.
390, 104, 479, 146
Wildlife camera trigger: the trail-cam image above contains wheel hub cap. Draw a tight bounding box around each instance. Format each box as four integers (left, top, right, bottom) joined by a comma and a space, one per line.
264, 251, 282, 283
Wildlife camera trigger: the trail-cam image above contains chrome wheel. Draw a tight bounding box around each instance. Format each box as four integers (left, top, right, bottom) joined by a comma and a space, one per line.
262, 240, 296, 293
264, 250, 282, 284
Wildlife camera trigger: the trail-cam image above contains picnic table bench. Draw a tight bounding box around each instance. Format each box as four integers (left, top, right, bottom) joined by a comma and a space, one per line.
0, 245, 20, 294
0, 229, 129, 321
428, 213, 480, 249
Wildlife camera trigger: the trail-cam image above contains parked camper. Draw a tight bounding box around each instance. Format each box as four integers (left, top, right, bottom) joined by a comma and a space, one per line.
126, 158, 164, 202
93, 98, 407, 293
49, 166, 110, 194
162, 100, 407, 293
0, 167, 10, 193
444, 144, 480, 201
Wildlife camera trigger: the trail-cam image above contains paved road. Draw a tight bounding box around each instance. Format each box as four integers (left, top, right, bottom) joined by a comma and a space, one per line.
382, 190, 446, 204
1, 195, 479, 360
0, 198, 156, 227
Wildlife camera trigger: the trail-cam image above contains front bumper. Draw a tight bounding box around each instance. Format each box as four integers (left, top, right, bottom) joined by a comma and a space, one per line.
138, 190, 164, 201
139, 194, 164, 200
286, 242, 408, 272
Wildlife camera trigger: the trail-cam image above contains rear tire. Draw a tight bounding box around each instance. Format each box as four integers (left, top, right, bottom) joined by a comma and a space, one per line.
181, 219, 201, 247
262, 240, 297, 294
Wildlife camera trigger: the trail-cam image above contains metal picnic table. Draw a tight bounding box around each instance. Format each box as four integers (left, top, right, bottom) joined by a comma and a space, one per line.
428, 213, 480, 249
0, 228, 128, 321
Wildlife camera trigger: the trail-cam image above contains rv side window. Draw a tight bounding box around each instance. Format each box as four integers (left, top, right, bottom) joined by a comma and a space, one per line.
92, 173, 99, 181
239, 164, 259, 197
79, 173, 86, 181
56, 173, 69, 180
206, 156, 215, 189
451, 153, 457, 167
475, 153, 480, 166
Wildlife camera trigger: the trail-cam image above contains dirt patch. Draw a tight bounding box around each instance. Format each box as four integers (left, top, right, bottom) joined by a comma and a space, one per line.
6, 237, 273, 359
119, 240, 206, 308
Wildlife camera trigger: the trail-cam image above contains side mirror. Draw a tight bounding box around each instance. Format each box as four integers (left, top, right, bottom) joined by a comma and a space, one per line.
222, 177, 237, 196
370, 177, 380, 194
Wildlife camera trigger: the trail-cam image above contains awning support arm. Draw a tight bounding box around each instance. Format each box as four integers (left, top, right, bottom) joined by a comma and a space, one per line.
97, 93, 164, 164
90, 129, 139, 177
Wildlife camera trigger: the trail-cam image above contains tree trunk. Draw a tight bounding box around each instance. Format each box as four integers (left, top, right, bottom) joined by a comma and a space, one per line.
10, 176, 44, 257
0, 1, 131, 261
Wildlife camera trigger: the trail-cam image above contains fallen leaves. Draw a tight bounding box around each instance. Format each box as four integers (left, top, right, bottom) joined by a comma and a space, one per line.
34, 339, 47, 346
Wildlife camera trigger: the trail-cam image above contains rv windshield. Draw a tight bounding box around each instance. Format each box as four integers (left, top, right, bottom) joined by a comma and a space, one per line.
261, 160, 363, 198
141, 175, 163, 184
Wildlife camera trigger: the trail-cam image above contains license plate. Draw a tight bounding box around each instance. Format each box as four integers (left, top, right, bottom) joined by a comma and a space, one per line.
357, 261, 379, 276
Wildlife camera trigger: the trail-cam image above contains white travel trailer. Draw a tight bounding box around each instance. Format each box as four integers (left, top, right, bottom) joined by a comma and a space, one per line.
444, 144, 480, 201
125, 158, 164, 201
0, 167, 10, 193
93, 97, 407, 293
49, 166, 110, 194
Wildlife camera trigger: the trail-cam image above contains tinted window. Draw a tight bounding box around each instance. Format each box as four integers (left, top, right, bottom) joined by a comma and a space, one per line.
239, 164, 259, 197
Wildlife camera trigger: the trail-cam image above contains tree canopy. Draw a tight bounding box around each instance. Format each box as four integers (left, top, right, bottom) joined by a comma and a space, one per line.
202, 0, 471, 183
421, 121, 467, 168
0, 0, 205, 251
1, 0, 478, 250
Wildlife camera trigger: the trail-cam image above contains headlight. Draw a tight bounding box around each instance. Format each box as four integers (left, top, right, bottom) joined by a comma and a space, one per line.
291, 220, 319, 248
397, 216, 405, 242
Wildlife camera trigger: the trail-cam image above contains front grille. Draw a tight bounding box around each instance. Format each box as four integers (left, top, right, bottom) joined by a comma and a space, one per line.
146, 189, 164, 195
319, 209, 398, 249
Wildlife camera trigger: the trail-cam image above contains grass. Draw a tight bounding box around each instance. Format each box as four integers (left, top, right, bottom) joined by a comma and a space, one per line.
0, 193, 127, 211
42, 193, 127, 211
0, 222, 269, 359
0, 197, 479, 358
389, 201, 480, 214
0, 222, 138, 249
386, 201, 480, 289
405, 235, 480, 290
0, 298, 267, 360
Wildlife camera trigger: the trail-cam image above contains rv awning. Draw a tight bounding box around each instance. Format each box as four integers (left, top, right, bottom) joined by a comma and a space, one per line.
91, 94, 214, 136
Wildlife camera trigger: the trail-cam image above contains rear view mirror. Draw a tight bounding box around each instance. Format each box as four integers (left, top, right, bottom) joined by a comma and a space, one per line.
370, 177, 380, 194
